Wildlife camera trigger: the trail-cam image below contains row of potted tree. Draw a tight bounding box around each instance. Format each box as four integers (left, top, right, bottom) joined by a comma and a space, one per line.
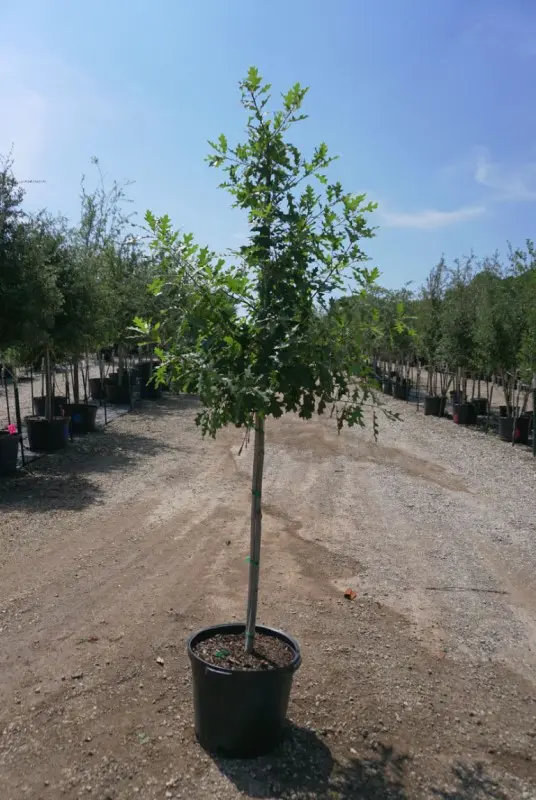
0, 155, 163, 472
369, 251, 536, 445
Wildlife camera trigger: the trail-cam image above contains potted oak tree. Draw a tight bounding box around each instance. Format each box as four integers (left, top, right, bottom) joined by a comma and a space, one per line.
23, 216, 72, 451
140, 68, 384, 757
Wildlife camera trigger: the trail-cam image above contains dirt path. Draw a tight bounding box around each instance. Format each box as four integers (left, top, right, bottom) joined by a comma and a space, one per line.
0, 396, 534, 799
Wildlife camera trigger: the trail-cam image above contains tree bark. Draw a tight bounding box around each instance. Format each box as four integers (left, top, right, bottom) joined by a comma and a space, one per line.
44, 347, 53, 421
245, 413, 265, 654
72, 359, 80, 403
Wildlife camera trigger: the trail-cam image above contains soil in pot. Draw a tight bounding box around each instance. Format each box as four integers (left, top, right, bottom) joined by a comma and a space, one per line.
188, 623, 301, 758
32, 395, 67, 417
0, 432, 19, 475
64, 403, 98, 434
25, 416, 70, 451
498, 415, 530, 444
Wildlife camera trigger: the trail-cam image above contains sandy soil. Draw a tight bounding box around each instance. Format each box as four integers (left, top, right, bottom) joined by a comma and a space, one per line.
0, 394, 535, 799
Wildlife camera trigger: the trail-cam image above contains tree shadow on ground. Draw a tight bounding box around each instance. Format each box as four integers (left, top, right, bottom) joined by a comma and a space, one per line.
61, 428, 179, 476
134, 392, 200, 416
0, 471, 106, 512
1, 428, 178, 512
432, 762, 510, 800
214, 725, 516, 800
213, 726, 408, 799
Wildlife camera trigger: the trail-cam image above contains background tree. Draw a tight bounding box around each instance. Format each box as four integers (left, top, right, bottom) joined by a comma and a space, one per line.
415, 258, 446, 396
438, 255, 477, 400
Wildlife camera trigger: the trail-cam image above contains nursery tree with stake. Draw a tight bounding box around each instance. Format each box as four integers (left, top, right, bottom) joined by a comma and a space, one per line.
141, 68, 384, 654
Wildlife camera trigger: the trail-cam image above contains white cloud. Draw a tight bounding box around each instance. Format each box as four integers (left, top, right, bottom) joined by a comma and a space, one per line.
381, 205, 485, 230
474, 148, 536, 203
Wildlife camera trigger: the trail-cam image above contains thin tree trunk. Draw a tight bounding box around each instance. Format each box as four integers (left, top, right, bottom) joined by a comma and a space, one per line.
12, 371, 25, 467
245, 413, 265, 654
44, 347, 53, 421
72, 359, 80, 403
485, 382, 493, 434
83, 353, 90, 403
2, 367, 11, 425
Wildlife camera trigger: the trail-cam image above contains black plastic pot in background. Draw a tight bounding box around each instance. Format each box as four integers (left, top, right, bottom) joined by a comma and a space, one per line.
64, 403, 98, 434
453, 402, 477, 426
382, 379, 393, 396
424, 395, 443, 416
473, 397, 488, 416
25, 416, 70, 451
88, 377, 106, 401
188, 623, 301, 758
104, 381, 132, 405
139, 361, 163, 400
498, 415, 530, 444
32, 395, 67, 417
393, 381, 410, 401
0, 432, 19, 475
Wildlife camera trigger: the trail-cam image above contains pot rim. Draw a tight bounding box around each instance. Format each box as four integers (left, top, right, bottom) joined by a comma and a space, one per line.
24, 415, 71, 424
63, 402, 99, 409
187, 622, 301, 675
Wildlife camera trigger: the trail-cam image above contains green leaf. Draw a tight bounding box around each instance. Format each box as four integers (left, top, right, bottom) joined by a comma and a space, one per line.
246, 65, 262, 91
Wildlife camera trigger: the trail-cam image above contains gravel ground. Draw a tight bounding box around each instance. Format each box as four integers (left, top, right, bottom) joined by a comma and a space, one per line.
0, 393, 534, 799
0, 364, 103, 428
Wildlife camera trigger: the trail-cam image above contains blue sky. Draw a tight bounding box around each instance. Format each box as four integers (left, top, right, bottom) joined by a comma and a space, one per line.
3, 0, 536, 289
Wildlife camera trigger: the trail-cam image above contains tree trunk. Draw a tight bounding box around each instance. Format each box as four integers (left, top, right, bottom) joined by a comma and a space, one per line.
118, 344, 126, 386
72, 359, 80, 403
44, 347, 53, 421
533, 376, 536, 458
245, 413, 265, 654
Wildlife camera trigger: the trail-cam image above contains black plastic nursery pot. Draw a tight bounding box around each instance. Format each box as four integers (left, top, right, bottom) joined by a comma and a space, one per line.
0, 432, 19, 475
473, 397, 488, 416
453, 402, 476, 426
104, 381, 132, 405
382, 379, 393, 396
139, 362, 163, 400
498, 415, 530, 444
423, 395, 444, 417
188, 623, 301, 758
64, 403, 98, 434
88, 377, 107, 401
393, 382, 410, 401
25, 416, 70, 452
32, 395, 67, 417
